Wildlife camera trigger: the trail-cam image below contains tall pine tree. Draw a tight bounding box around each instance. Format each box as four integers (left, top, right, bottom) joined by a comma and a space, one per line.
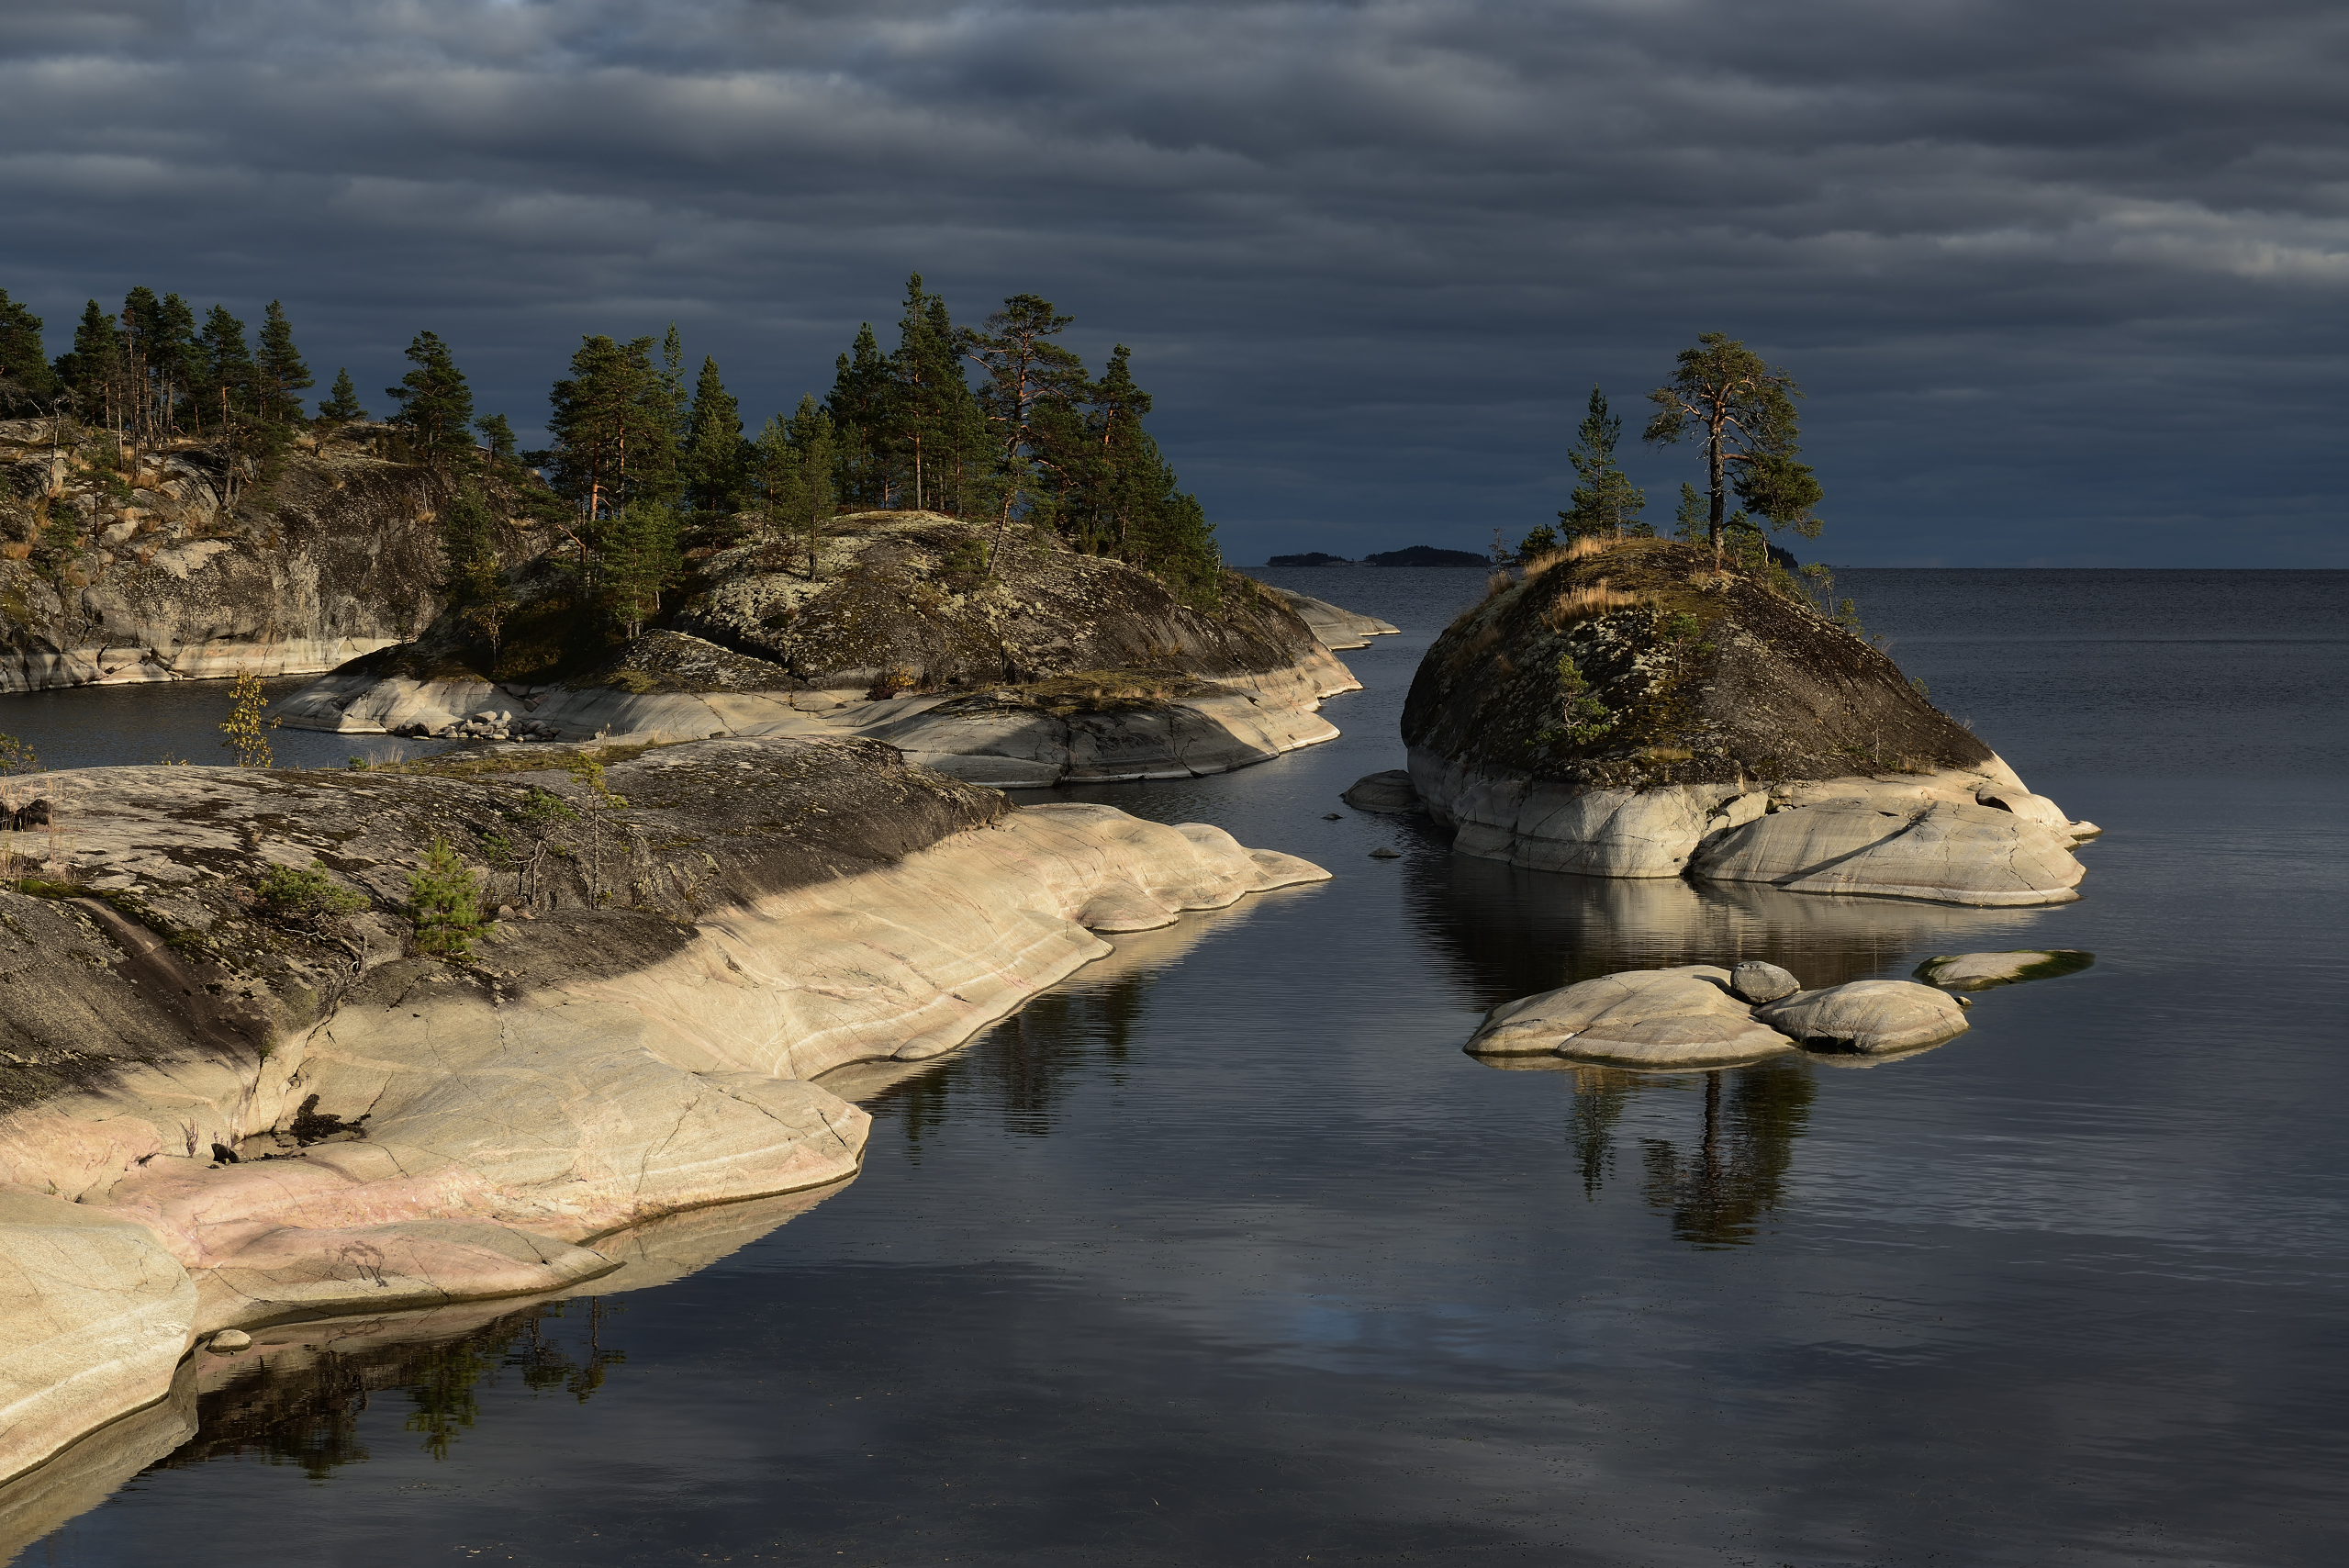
253, 301, 312, 425
386, 330, 475, 465
195, 305, 255, 433
679, 355, 747, 520
55, 301, 121, 428
0, 289, 55, 411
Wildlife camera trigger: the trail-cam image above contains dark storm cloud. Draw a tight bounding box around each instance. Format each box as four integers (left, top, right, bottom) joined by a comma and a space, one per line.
3, 0, 2343, 563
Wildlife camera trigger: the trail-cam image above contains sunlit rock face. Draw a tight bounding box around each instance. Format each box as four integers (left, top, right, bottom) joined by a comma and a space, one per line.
0, 420, 502, 694
1400, 538, 2094, 905
279, 512, 1365, 786
0, 735, 1327, 1483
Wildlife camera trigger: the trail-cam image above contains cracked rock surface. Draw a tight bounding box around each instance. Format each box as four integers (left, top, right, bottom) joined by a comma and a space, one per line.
0, 734, 1329, 1483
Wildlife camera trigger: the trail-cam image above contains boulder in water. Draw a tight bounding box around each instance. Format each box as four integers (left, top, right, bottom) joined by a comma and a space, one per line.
1755, 980, 1969, 1053
1728, 960, 1800, 1004
1467, 965, 1797, 1067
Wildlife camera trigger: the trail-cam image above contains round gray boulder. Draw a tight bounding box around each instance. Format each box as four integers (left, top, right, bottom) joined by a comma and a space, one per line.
1755, 980, 1969, 1054
1728, 960, 1799, 1004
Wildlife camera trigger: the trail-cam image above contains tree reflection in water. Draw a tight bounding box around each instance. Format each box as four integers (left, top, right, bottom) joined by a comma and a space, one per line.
870, 965, 1157, 1151
161, 1296, 627, 1477
1564, 1062, 1817, 1247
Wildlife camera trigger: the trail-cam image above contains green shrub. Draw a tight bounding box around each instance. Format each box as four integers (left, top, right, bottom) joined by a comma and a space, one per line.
256, 860, 368, 919
408, 838, 484, 958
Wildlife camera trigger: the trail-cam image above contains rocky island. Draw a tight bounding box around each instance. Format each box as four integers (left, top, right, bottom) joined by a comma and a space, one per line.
0, 735, 1328, 1485
277, 510, 1365, 788
1384, 535, 2097, 906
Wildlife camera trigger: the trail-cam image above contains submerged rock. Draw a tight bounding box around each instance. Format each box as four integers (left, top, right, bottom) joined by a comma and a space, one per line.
1341, 769, 1422, 814
1466, 966, 1797, 1067
1728, 960, 1800, 1004
1754, 980, 1970, 1053
1914, 950, 2095, 991
1400, 537, 2090, 906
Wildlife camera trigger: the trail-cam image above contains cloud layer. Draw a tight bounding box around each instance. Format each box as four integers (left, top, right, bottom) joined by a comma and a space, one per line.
4, 0, 2343, 564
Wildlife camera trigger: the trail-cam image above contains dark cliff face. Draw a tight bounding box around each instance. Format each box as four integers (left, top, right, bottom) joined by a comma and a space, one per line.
0, 420, 533, 673
1401, 538, 1993, 790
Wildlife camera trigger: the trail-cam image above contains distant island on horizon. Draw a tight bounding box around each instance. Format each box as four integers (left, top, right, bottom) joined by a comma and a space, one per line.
1268, 545, 1491, 568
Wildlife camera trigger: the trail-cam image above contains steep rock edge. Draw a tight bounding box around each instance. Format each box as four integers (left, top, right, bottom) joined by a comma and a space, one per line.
0, 420, 531, 694
1400, 538, 2095, 905
0, 736, 1330, 1484
276, 512, 1367, 787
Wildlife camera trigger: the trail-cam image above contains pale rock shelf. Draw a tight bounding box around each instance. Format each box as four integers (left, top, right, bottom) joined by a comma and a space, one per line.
1262, 587, 1400, 650
0, 745, 1328, 1486
1410, 749, 2100, 908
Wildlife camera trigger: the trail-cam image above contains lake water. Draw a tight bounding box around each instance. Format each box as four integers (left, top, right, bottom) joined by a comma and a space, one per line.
12, 568, 2348, 1566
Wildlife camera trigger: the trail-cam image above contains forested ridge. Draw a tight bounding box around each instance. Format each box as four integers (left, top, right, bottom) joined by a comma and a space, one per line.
0, 275, 1226, 664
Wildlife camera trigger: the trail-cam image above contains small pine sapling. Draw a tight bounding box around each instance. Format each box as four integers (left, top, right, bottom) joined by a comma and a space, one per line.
408, 838, 485, 958
256, 860, 368, 921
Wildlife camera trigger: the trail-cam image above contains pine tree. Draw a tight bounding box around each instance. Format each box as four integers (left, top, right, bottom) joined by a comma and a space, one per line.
0, 289, 56, 410
600, 498, 682, 639
407, 838, 484, 959
474, 412, 519, 467
440, 477, 514, 666
546, 334, 677, 521
154, 295, 197, 434
679, 355, 747, 518
963, 294, 1088, 561
196, 305, 256, 432
253, 301, 312, 425
825, 323, 896, 509
1644, 332, 1822, 569
57, 302, 122, 429
757, 397, 836, 579
318, 367, 367, 425
1558, 386, 1650, 540
386, 330, 475, 465
892, 274, 964, 513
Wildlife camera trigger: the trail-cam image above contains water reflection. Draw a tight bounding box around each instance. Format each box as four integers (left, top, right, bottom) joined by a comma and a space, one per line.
1636, 1065, 1815, 1249
1405, 834, 2067, 1005
166, 1296, 627, 1477
840, 897, 1274, 1146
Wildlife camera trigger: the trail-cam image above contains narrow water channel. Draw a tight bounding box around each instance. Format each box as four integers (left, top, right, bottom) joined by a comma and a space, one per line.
13, 567, 2348, 1566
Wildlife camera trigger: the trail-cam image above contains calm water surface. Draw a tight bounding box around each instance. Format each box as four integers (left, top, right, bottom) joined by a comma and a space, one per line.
13, 569, 2348, 1566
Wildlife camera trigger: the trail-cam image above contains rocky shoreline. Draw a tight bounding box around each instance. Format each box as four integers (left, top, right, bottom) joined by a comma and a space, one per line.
0, 737, 1328, 1486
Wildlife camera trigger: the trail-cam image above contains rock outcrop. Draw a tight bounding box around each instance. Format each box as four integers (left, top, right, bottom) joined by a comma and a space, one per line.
1754, 980, 1970, 1054
279, 513, 1367, 788
1401, 537, 2097, 905
1466, 966, 1967, 1067
1466, 965, 1797, 1067
0, 420, 517, 694
0, 736, 1328, 1484
1261, 586, 1399, 650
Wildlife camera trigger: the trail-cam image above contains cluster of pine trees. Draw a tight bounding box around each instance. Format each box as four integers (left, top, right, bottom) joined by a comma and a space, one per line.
0, 274, 1227, 654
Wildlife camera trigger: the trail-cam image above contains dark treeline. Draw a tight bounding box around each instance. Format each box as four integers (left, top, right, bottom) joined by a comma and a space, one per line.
0, 275, 1224, 646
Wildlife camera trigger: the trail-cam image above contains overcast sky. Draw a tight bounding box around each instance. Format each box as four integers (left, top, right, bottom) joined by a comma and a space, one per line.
3, 0, 2342, 566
